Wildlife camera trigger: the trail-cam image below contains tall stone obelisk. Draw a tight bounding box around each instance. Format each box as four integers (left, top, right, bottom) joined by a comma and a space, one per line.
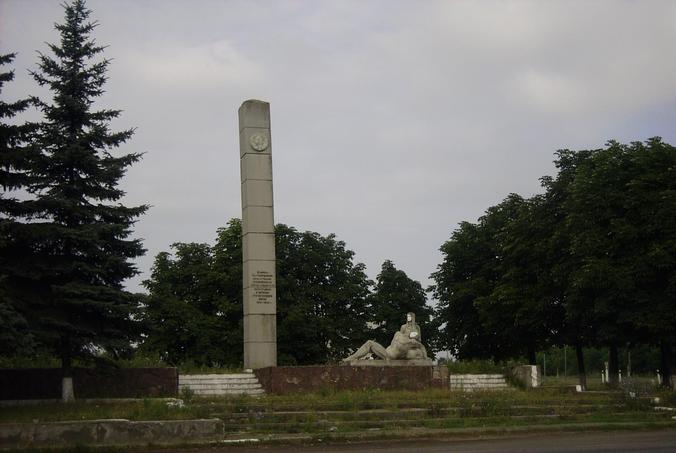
239, 100, 277, 369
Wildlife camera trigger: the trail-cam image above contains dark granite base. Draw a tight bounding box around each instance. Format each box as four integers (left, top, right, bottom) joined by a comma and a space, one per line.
254, 365, 448, 394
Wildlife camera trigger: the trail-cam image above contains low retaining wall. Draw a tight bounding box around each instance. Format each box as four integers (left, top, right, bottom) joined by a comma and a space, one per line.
255, 365, 449, 394
0, 419, 222, 449
0, 368, 178, 400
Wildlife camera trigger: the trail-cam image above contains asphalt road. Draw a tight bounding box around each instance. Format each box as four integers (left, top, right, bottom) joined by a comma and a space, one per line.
140, 429, 676, 453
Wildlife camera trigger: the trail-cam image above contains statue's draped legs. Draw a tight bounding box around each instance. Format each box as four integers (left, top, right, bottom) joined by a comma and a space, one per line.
343, 340, 389, 361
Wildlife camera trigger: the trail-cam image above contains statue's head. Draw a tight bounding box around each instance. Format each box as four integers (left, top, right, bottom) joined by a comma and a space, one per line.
406, 312, 415, 323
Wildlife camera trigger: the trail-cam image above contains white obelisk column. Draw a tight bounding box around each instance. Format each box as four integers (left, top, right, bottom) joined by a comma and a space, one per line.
239, 100, 277, 369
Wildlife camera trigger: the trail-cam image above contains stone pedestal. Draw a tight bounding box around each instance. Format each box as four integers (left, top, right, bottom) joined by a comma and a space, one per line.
239, 100, 277, 369
254, 365, 444, 394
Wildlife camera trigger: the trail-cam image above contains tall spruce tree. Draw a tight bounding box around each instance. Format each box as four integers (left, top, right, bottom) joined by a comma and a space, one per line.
0, 53, 38, 356
0, 53, 36, 204
6, 0, 147, 379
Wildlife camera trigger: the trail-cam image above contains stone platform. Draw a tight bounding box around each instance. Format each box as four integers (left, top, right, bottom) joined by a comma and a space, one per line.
342, 359, 434, 367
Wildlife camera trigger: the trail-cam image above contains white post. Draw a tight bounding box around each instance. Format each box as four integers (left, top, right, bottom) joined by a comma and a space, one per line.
531, 365, 540, 387
61, 377, 74, 402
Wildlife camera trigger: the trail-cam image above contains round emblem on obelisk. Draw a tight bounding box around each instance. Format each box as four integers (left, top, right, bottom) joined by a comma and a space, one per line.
249, 133, 268, 151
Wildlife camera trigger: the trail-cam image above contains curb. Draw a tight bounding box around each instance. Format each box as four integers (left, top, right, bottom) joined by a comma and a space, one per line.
3, 418, 675, 450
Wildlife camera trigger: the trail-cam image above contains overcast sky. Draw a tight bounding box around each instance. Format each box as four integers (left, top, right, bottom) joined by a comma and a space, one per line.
2, 0, 676, 296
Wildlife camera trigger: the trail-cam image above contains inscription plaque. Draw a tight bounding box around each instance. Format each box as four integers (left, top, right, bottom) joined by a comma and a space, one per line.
252, 270, 273, 304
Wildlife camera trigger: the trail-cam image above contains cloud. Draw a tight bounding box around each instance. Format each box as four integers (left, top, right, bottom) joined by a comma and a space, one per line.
2, 0, 676, 297
126, 39, 263, 89
516, 69, 586, 114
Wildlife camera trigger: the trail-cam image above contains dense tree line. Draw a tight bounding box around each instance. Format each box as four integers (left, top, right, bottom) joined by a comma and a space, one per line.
431, 138, 676, 388
2, 1, 673, 396
140, 220, 432, 366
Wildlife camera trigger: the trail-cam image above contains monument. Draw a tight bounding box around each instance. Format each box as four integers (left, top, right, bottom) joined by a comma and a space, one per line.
256, 312, 442, 393
239, 100, 277, 369
342, 313, 433, 366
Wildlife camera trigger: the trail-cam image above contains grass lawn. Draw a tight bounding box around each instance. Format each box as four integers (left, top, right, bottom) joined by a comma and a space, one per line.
2, 386, 675, 453
2, 386, 674, 425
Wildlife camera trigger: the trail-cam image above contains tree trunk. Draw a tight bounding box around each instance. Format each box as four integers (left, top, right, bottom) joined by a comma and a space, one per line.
527, 345, 537, 365
627, 348, 631, 378
575, 343, 587, 391
608, 344, 619, 387
660, 341, 673, 389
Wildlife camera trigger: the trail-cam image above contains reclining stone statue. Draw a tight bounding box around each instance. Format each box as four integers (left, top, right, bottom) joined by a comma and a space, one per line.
342, 312, 430, 363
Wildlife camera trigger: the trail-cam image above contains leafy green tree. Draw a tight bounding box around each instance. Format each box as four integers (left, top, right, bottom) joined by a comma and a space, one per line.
0, 53, 38, 357
142, 220, 371, 366
142, 244, 241, 366
539, 148, 596, 389
368, 260, 434, 353
2, 1, 147, 377
628, 138, 676, 388
565, 143, 637, 385
479, 194, 564, 365
140, 224, 242, 366
431, 195, 526, 361
622, 139, 676, 388
565, 139, 676, 387
275, 224, 371, 364
432, 138, 675, 388
430, 221, 491, 360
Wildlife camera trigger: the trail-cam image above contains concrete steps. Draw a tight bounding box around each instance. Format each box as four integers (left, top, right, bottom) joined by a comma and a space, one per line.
449, 374, 509, 391
179, 373, 264, 396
